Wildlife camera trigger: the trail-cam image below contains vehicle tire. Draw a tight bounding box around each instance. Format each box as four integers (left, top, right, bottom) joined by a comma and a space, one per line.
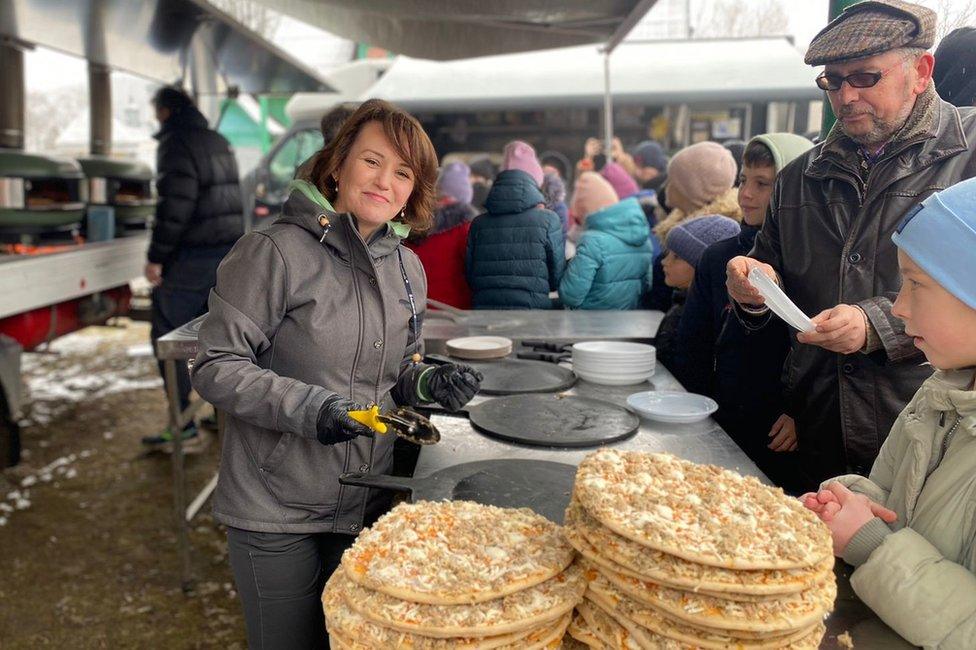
0, 392, 19, 469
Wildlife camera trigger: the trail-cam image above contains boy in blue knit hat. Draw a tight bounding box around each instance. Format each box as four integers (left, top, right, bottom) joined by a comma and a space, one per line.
803, 177, 976, 647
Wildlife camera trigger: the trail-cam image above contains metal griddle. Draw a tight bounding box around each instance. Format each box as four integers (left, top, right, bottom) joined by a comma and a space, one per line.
466, 393, 639, 448
429, 354, 576, 395
339, 459, 577, 523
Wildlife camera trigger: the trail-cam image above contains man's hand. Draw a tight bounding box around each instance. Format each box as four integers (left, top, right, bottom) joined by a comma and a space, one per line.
768, 414, 798, 452
726, 256, 777, 306
801, 483, 897, 556
144, 262, 163, 287
797, 304, 867, 354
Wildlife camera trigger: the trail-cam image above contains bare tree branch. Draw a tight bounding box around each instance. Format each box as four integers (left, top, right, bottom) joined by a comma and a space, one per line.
692, 0, 790, 38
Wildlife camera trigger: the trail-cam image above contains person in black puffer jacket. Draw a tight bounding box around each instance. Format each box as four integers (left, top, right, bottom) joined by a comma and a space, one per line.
143, 86, 243, 448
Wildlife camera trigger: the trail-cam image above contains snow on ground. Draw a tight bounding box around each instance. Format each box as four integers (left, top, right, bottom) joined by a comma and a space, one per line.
19, 324, 163, 426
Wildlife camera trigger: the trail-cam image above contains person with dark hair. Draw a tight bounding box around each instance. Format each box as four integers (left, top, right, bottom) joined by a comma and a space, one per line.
191, 99, 482, 648
541, 171, 570, 235
539, 151, 570, 181
933, 26, 976, 107
468, 156, 496, 210
722, 139, 747, 187
674, 133, 813, 493
631, 140, 669, 193
141, 85, 243, 449
296, 103, 358, 180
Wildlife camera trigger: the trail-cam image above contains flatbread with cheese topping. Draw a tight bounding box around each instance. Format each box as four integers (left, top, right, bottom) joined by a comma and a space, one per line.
584, 588, 826, 650
576, 598, 647, 649
567, 612, 602, 649
564, 501, 833, 597
586, 569, 825, 649
595, 562, 835, 635
337, 561, 585, 637
573, 450, 832, 570
341, 501, 575, 605
324, 571, 570, 649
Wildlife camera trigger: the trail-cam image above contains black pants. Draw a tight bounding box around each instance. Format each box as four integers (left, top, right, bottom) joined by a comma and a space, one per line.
226, 528, 355, 650
150, 246, 231, 413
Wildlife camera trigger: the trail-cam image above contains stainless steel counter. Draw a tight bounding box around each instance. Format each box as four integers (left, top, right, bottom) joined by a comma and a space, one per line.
423, 309, 663, 353
159, 309, 911, 648
415, 363, 764, 478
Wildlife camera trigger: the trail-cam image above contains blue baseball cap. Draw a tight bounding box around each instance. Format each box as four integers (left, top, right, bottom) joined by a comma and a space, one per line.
892, 178, 976, 310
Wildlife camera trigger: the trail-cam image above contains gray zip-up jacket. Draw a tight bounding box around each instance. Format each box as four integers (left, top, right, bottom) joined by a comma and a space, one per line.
191, 189, 428, 534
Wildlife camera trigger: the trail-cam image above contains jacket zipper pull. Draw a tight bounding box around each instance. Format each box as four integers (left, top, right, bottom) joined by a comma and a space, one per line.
318, 214, 331, 242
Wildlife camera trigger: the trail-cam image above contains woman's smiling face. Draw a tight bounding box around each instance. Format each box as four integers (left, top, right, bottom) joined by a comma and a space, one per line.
332, 120, 416, 239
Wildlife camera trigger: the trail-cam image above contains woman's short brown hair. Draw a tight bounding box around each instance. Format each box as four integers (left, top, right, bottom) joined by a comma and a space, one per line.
307, 99, 438, 232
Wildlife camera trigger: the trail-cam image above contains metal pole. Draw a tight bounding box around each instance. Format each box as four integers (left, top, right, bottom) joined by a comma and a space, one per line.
0, 40, 25, 150
165, 359, 192, 593
88, 63, 112, 156
603, 50, 613, 162
819, 0, 860, 138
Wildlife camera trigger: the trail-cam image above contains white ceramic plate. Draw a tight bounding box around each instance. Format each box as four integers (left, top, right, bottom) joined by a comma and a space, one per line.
748, 268, 815, 332
445, 336, 513, 360
575, 369, 655, 386
626, 391, 718, 423
572, 341, 656, 357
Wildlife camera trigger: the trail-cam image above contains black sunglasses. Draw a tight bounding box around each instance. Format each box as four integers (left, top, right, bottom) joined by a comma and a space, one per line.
815, 60, 904, 91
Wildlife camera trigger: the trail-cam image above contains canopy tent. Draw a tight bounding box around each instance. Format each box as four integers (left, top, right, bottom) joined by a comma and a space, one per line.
363, 37, 821, 110
0, 0, 333, 93
247, 0, 659, 152
247, 0, 659, 61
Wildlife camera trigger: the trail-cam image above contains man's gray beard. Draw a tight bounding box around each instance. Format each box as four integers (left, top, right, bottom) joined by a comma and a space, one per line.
840, 94, 916, 147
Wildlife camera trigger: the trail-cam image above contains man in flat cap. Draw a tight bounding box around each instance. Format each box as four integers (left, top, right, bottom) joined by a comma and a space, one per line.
727, 0, 976, 490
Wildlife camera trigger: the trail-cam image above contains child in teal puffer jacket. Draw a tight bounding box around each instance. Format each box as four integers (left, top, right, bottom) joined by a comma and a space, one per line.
559, 172, 653, 310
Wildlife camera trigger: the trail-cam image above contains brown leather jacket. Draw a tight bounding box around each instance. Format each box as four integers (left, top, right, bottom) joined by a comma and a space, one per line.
748, 84, 976, 485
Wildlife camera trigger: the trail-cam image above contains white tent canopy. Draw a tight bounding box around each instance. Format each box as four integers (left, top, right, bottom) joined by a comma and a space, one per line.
249, 0, 658, 61
363, 37, 821, 111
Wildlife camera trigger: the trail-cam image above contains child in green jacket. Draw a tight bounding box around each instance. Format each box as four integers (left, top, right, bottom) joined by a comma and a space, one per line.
802, 178, 976, 648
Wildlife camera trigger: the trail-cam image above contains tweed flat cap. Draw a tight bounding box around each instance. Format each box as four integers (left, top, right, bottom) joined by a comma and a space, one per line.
805, 0, 936, 66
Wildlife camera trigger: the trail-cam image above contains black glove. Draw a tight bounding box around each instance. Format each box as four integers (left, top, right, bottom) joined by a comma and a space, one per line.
316, 394, 374, 445
424, 363, 483, 411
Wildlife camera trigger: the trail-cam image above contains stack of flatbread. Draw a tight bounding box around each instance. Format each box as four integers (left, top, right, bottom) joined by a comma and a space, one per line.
564, 449, 836, 649
323, 500, 586, 649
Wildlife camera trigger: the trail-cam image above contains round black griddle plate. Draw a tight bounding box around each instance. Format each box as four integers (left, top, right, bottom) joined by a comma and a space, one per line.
464, 357, 576, 395
467, 393, 639, 448
338, 459, 577, 523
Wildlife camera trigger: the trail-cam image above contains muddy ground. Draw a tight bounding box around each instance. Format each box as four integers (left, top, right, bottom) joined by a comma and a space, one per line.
0, 320, 246, 648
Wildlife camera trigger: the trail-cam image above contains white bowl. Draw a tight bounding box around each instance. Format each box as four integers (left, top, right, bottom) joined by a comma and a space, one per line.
626, 391, 718, 424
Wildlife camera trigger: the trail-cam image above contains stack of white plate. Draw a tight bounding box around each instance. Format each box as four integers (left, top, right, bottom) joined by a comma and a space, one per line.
571, 341, 656, 386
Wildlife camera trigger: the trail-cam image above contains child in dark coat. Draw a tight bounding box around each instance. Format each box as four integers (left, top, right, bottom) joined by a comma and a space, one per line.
672, 133, 813, 492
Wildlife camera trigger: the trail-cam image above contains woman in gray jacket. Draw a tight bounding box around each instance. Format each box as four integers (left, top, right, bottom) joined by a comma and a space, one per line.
191, 100, 481, 649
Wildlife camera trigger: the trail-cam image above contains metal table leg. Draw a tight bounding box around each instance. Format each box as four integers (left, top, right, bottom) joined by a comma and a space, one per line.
164, 359, 192, 593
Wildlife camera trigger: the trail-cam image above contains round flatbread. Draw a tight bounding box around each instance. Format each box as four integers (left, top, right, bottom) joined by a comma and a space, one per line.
336, 561, 585, 638
341, 501, 575, 605
324, 571, 568, 649
595, 562, 835, 635
567, 612, 602, 649
586, 570, 823, 649
576, 598, 648, 649
573, 449, 832, 570
564, 501, 834, 597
